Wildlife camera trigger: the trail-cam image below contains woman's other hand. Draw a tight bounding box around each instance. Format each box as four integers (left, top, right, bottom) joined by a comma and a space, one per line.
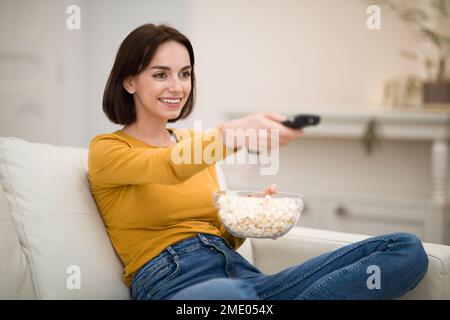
250, 184, 278, 197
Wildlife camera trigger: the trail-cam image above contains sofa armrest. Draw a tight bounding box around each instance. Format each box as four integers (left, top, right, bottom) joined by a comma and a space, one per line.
249, 227, 450, 299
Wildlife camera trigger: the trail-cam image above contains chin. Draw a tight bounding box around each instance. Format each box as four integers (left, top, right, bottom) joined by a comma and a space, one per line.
164, 111, 182, 122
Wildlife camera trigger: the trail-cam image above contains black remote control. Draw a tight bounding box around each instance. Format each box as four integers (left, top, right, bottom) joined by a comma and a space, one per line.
282, 114, 321, 129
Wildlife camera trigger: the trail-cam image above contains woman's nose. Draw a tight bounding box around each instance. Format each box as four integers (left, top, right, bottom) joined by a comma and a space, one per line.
168, 77, 182, 92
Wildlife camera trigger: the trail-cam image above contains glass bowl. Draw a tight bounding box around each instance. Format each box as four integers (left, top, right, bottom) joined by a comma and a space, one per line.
213, 190, 304, 239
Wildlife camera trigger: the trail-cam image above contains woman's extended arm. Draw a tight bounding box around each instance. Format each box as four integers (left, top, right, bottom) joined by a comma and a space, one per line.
88, 128, 232, 187
89, 113, 302, 187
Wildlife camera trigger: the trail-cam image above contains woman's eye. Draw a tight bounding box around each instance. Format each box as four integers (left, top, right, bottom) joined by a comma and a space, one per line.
153, 73, 166, 79
181, 71, 191, 79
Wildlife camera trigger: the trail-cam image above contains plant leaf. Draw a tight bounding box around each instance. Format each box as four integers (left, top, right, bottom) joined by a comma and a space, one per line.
399, 8, 429, 25
362, 119, 380, 155
421, 27, 443, 48
437, 57, 447, 81
430, 0, 449, 17
400, 49, 419, 60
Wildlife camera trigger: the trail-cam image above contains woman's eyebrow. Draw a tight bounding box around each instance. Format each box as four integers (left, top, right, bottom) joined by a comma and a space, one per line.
150, 65, 191, 71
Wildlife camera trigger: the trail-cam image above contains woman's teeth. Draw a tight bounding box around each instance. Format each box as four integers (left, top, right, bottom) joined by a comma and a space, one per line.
159, 98, 182, 104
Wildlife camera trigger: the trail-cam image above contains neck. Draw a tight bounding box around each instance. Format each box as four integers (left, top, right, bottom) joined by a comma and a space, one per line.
122, 116, 171, 145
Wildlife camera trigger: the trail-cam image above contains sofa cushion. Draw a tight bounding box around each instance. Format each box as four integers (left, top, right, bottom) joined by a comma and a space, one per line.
0, 137, 130, 299
251, 227, 450, 300
0, 182, 34, 299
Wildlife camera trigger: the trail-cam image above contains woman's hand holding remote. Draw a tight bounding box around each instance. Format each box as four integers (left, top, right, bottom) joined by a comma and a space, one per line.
218, 113, 304, 152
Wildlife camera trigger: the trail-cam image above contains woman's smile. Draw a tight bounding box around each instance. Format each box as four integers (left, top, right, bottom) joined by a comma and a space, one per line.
158, 97, 183, 109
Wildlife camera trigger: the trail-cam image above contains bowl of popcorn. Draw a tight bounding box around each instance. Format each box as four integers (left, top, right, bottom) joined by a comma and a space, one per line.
213, 190, 304, 239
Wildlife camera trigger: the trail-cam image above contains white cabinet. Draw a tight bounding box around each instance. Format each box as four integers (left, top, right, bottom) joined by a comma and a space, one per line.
222, 110, 450, 245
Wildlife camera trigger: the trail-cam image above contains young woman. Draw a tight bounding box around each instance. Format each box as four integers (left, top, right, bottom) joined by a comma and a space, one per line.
88, 23, 428, 300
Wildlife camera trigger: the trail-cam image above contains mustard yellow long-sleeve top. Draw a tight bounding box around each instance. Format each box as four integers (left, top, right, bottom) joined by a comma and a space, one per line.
88, 127, 245, 287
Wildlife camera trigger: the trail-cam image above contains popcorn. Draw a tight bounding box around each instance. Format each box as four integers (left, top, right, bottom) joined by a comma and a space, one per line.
216, 193, 303, 239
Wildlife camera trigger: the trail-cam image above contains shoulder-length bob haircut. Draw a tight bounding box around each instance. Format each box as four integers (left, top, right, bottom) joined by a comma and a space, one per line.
103, 23, 196, 125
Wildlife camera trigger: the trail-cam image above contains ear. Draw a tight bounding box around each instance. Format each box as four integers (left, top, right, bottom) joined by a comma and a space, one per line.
123, 76, 136, 94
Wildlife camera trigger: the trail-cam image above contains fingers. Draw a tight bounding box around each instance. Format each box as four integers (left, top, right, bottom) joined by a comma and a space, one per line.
250, 187, 277, 197
262, 184, 278, 195
264, 113, 288, 123
225, 113, 304, 151
268, 184, 278, 194
278, 130, 304, 146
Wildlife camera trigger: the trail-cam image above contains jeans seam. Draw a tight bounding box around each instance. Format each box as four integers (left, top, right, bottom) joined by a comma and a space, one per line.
198, 234, 234, 278
259, 236, 397, 299
220, 237, 234, 250
134, 256, 171, 289
211, 246, 233, 277
178, 244, 204, 254
300, 251, 382, 299
147, 250, 181, 299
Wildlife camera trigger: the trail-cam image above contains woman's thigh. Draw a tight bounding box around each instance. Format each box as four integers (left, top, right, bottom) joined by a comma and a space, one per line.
248, 232, 427, 300
132, 235, 234, 300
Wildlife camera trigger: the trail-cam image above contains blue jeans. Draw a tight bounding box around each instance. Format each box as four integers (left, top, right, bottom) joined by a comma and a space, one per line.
131, 232, 428, 300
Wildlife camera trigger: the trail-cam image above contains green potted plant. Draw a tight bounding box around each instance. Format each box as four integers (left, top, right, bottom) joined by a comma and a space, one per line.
374, 0, 450, 109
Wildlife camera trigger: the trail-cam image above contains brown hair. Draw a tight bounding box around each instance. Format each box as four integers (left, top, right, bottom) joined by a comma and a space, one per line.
103, 23, 196, 125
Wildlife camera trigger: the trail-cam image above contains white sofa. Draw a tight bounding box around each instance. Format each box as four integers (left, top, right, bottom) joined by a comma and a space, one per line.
0, 137, 449, 300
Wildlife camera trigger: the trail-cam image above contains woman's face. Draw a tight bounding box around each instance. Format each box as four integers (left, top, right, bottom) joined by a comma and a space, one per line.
126, 40, 192, 122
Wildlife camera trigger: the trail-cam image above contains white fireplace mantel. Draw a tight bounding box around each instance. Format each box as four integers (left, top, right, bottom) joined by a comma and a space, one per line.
308, 111, 449, 205
301, 110, 450, 142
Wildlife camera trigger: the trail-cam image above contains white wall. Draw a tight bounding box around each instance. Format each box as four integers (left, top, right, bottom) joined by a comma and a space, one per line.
60, 0, 88, 147
0, 0, 61, 144
190, 0, 421, 123
1, 0, 433, 147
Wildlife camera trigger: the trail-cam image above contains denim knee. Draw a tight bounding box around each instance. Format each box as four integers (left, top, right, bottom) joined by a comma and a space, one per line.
393, 232, 429, 279
170, 278, 259, 300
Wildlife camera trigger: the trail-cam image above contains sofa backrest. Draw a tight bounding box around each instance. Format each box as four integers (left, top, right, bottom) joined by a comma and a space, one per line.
0, 137, 130, 299
0, 182, 34, 299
